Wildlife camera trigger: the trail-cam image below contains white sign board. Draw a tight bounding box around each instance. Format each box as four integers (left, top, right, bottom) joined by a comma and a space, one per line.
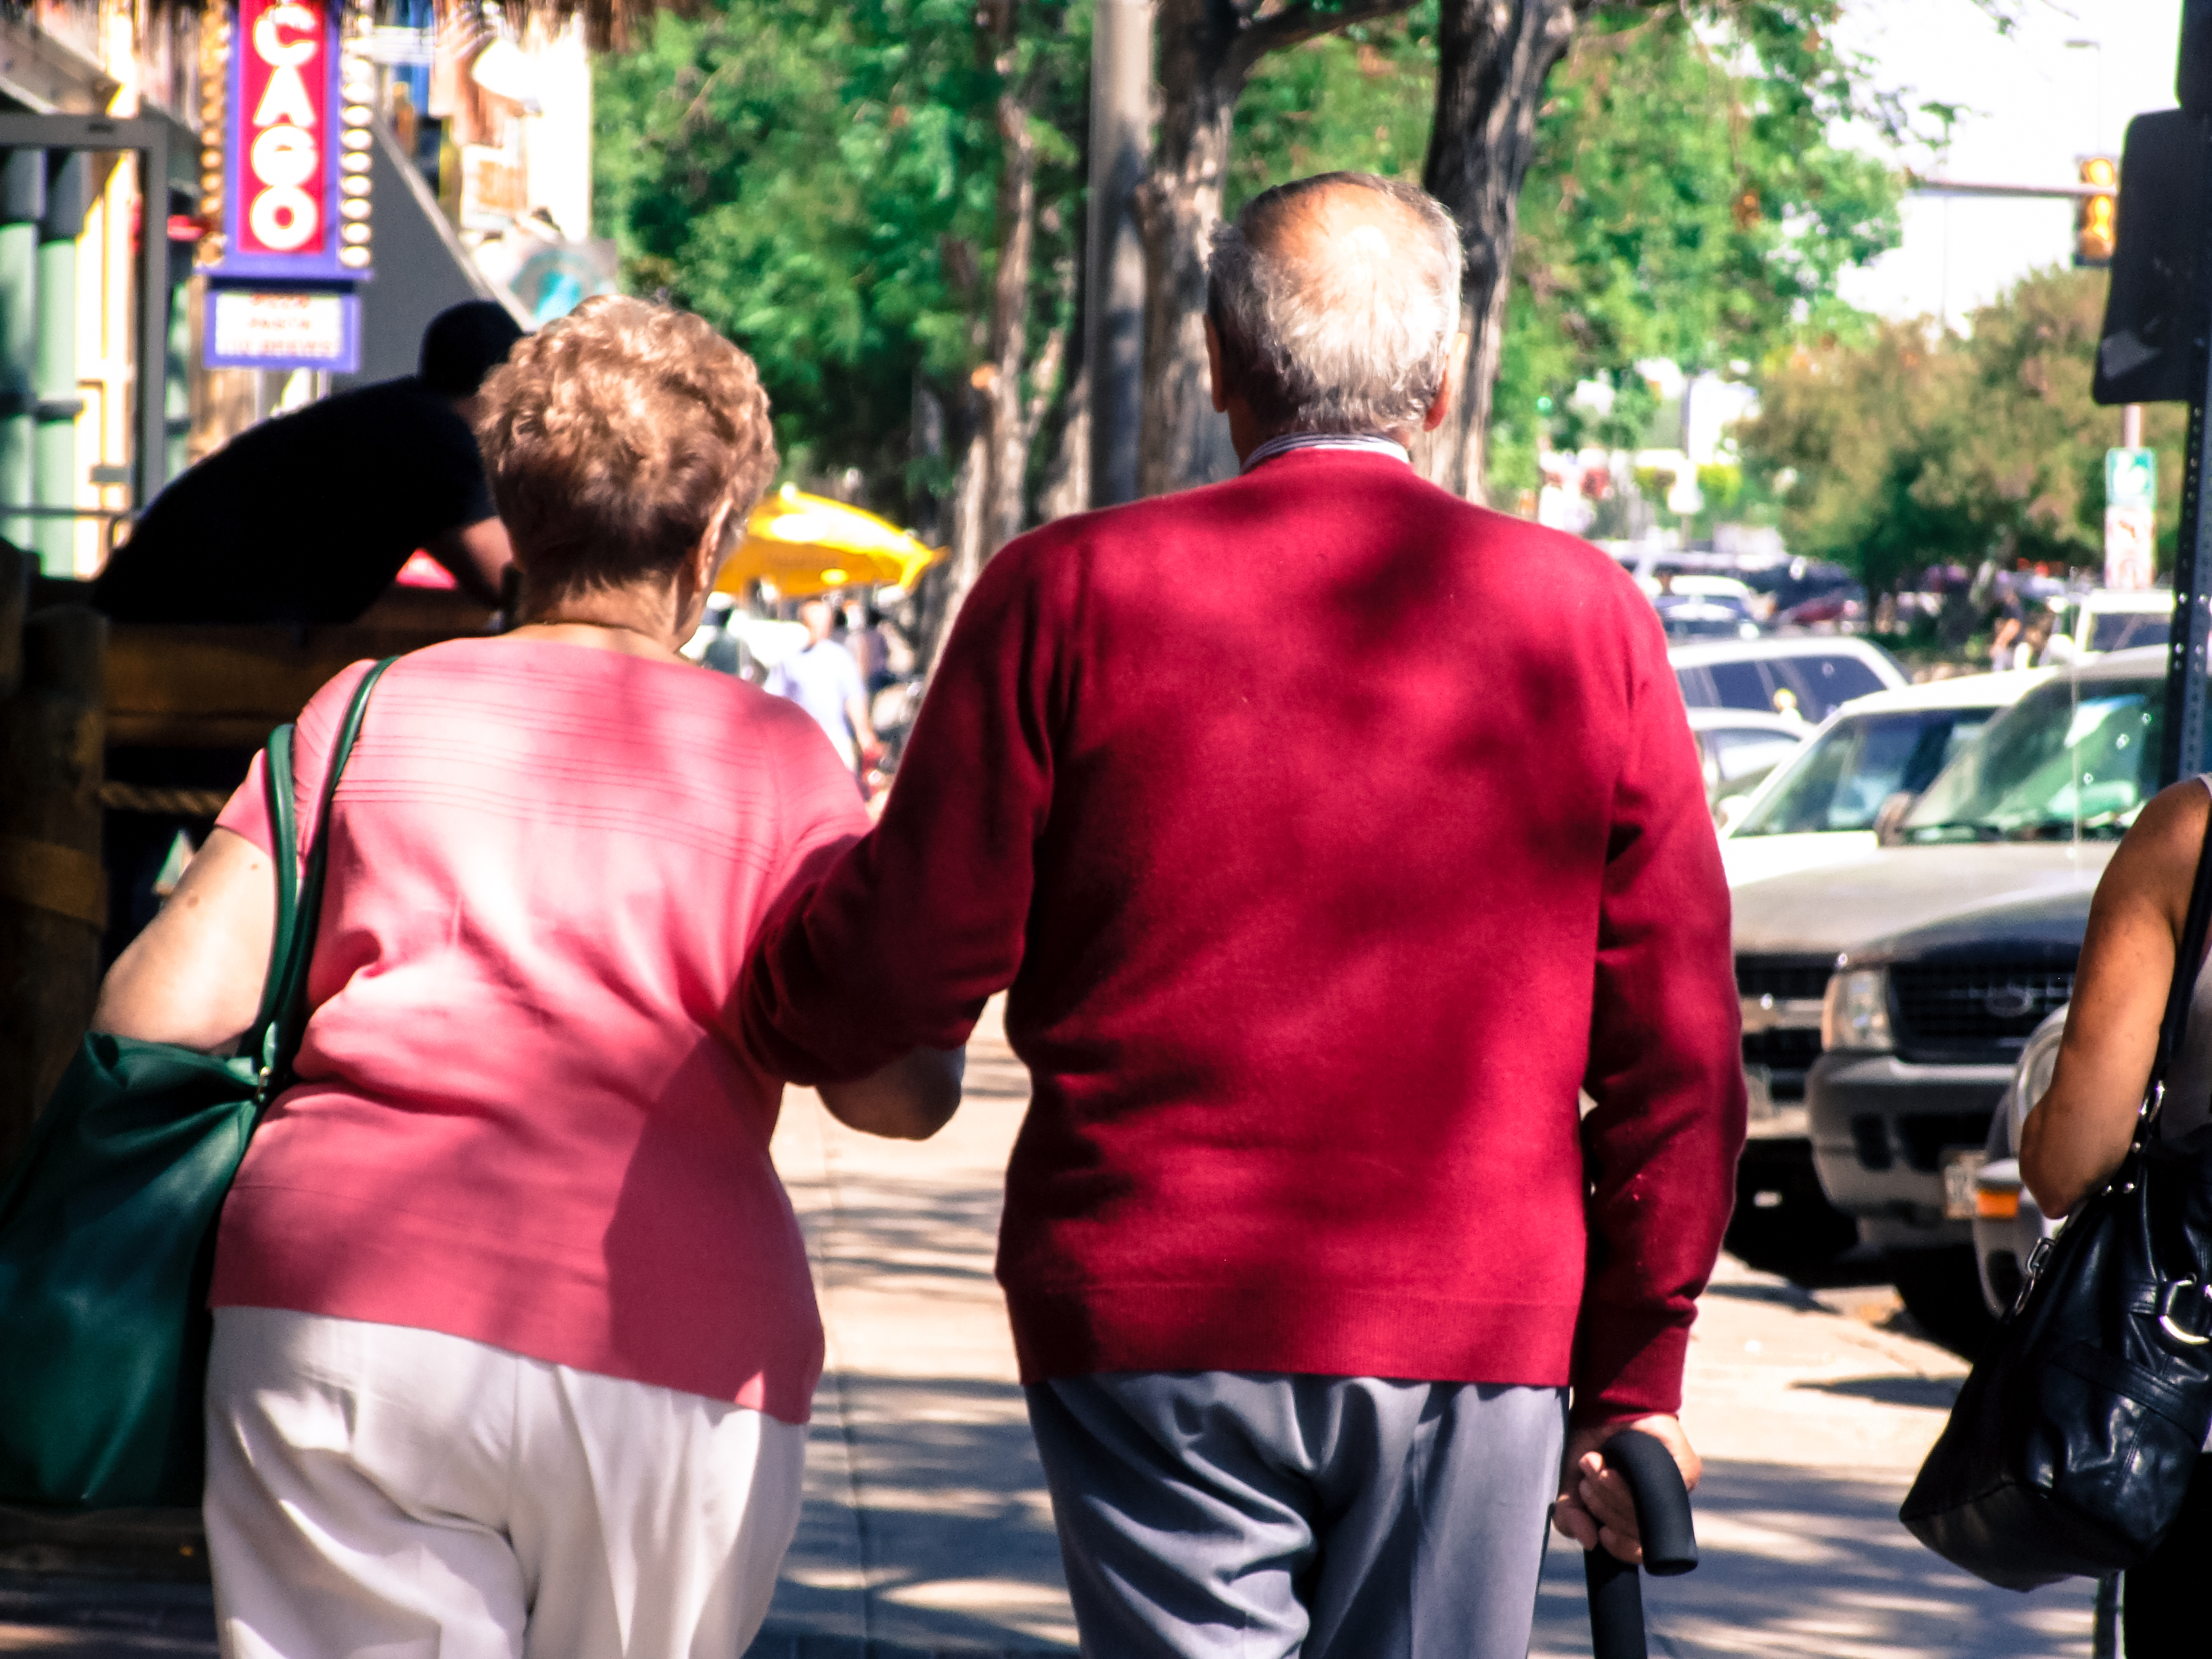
207, 288, 355, 370
2106, 502, 2157, 592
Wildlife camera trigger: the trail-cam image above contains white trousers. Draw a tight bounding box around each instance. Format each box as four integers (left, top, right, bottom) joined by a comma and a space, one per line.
204, 1307, 807, 1659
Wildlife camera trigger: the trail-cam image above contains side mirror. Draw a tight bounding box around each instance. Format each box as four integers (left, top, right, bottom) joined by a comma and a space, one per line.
1873, 791, 1918, 846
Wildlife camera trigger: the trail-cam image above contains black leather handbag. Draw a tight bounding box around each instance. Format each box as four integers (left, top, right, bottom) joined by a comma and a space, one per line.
1901, 809, 2212, 1590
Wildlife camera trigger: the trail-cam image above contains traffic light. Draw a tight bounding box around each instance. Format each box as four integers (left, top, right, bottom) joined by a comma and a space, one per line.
2077, 155, 2118, 267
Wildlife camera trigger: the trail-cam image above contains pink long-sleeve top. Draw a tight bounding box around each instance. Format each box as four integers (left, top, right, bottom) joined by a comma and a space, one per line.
210, 638, 868, 1422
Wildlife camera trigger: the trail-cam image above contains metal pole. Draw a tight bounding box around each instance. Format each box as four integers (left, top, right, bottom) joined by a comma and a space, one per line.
1084, 0, 1149, 509
136, 120, 169, 507
2164, 14, 2212, 786
0, 150, 41, 557
34, 152, 86, 575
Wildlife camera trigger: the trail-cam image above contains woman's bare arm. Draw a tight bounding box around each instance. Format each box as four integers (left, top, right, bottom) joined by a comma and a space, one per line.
93, 827, 277, 1053
2021, 781, 2209, 1217
816, 1046, 965, 1140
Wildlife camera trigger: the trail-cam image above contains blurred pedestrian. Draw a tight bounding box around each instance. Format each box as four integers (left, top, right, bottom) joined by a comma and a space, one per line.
2020, 776, 2212, 1655
741, 171, 1745, 1659
93, 301, 524, 625
93, 296, 960, 1659
766, 597, 876, 777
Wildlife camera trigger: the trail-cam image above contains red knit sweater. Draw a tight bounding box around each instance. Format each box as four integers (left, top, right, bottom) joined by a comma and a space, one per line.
741, 450, 1746, 1422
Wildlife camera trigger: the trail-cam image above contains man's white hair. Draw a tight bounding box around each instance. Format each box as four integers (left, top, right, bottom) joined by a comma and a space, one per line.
1207, 172, 1464, 434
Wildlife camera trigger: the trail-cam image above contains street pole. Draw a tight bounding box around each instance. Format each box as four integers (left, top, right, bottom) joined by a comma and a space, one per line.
2166, 3, 2212, 784
0, 150, 40, 559
1084, 0, 1148, 509
34, 152, 86, 576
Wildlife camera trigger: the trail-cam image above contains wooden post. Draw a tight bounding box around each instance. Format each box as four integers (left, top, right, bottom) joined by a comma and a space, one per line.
0, 576, 106, 1167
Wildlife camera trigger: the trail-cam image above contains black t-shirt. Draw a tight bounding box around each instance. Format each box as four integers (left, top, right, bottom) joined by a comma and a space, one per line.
93, 378, 497, 625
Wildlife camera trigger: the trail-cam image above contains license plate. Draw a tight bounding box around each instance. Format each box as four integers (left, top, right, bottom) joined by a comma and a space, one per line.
1942, 1148, 1988, 1220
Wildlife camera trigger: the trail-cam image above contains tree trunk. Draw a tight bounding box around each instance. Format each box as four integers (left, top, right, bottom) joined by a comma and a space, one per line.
1134, 0, 1239, 498
920, 0, 1067, 674
981, 64, 1041, 552
1415, 0, 1584, 503
1136, 0, 1417, 497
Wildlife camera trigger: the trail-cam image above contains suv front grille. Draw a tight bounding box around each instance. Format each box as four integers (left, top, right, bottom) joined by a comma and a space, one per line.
1743, 1029, 1823, 1100
1736, 960, 1833, 1003
1736, 955, 1833, 1102
1890, 960, 2073, 1058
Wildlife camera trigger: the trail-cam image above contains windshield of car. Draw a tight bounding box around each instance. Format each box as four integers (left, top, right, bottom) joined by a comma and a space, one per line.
1700, 726, 1804, 788
1733, 708, 1997, 836
2089, 610, 2170, 653
1674, 651, 1892, 722
1899, 679, 2160, 842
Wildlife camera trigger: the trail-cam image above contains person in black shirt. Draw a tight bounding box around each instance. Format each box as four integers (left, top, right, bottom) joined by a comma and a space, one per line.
93, 301, 523, 625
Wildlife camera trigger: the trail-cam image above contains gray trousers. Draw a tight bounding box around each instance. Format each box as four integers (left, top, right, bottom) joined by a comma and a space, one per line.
1025, 1372, 1567, 1659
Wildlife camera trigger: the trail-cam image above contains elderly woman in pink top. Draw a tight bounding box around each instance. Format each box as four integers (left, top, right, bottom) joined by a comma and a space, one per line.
92, 296, 958, 1659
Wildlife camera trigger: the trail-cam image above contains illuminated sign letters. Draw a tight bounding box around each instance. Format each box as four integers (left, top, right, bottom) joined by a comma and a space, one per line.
237, 0, 330, 257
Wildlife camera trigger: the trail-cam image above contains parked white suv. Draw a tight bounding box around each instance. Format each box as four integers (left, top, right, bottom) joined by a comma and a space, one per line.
1670, 636, 1906, 725
1719, 670, 2050, 889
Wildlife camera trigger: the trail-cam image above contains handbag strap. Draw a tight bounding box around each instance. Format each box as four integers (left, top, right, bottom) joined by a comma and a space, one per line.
250, 656, 398, 1101
2142, 790, 2212, 1135
244, 724, 302, 1038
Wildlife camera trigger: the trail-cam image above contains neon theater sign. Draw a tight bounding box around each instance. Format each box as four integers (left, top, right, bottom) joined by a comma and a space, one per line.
200, 0, 376, 373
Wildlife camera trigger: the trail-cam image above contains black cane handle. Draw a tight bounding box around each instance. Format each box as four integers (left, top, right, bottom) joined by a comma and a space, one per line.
1582, 1429, 1699, 1659
1603, 1428, 1698, 1575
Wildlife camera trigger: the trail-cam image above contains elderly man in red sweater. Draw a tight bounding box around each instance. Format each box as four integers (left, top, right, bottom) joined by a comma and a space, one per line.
743, 171, 1745, 1658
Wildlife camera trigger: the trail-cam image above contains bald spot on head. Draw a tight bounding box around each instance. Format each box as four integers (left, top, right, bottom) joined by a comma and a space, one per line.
1246, 179, 1438, 308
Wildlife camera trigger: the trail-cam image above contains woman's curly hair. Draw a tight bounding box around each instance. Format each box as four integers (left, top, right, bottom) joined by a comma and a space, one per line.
475, 296, 777, 599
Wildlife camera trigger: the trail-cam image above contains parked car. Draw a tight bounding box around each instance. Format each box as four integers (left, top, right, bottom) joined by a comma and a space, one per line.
1800, 649, 2166, 1346
1670, 635, 1906, 725
1970, 1006, 2063, 1318
2055, 588, 2172, 660
1688, 707, 1807, 819
1773, 585, 1867, 630
1718, 670, 2048, 887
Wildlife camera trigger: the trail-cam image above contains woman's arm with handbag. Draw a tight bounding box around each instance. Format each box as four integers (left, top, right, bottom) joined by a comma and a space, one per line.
91, 828, 278, 1054
2022, 778, 2211, 1218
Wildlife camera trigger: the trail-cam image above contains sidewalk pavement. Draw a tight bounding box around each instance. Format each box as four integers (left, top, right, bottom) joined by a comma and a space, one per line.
760, 997, 2102, 1659
0, 997, 2107, 1658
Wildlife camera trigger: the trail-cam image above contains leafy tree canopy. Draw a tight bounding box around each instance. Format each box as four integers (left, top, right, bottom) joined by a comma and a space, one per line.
1740, 268, 2185, 594
593, 0, 1086, 502
597, 0, 1903, 517
1226, 3, 1902, 496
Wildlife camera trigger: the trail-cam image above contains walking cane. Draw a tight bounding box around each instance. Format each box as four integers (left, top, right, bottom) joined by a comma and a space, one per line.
1582, 1429, 1698, 1659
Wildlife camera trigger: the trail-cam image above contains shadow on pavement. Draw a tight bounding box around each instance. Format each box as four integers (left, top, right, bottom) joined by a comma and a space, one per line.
1793, 1374, 1963, 1410
763, 1373, 1074, 1656
1533, 1457, 2094, 1659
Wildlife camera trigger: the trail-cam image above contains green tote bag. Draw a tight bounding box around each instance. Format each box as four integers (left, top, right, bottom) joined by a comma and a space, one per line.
0, 658, 393, 1510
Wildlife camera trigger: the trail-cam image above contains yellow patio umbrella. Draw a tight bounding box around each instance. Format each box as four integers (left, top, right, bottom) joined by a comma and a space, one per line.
717, 484, 943, 599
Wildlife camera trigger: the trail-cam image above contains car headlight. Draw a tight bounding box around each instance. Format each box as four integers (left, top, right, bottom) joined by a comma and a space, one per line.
2005, 1010, 2067, 1154
1821, 967, 1893, 1052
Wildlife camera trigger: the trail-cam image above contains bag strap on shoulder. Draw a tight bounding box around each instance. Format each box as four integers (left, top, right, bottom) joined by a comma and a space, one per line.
250, 656, 398, 1101
244, 725, 302, 1039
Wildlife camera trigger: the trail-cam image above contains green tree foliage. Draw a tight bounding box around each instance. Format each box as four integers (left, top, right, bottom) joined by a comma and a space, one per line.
596, 0, 1897, 519
1225, 4, 1900, 498
1740, 268, 2185, 594
592, 0, 1085, 501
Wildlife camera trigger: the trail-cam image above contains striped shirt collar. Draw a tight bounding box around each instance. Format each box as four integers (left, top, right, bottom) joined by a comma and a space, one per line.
1240, 431, 1411, 473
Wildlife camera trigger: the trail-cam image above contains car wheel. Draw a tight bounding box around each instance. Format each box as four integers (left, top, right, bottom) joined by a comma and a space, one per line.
1891, 1246, 2000, 1358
